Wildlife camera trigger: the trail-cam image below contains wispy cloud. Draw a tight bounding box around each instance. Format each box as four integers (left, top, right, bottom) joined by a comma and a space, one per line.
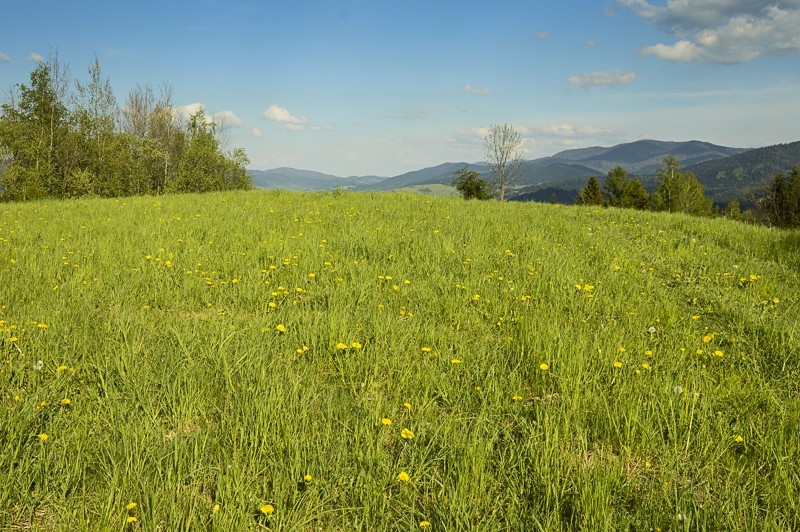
28, 52, 43, 63
535, 31, 550, 40
385, 105, 436, 121
620, 1, 800, 63
568, 70, 637, 89
0, 52, 11, 63
248, 127, 264, 138
462, 84, 490, 96
262, 104, 308, 130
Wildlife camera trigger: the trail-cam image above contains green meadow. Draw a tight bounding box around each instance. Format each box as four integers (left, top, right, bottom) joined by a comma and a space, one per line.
1, 189, 799, 530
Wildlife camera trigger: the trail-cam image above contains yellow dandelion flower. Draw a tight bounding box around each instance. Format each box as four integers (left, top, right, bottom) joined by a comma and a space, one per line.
539, 363, 549, 371
304, 474, 313, 483
450, 359, 461, 364
421, 347, 431, 353
512, 395, 523, 402
397, 471, 410, 482
60, 397, 71, 406
38, 433, 48, 441
381, 418, 392, 426
472, 294, 481, 301
403, 402, 412, 410
401, 428, 415, 439
420, 521, 431, 527
733, 435, 744, 443
714, 350, 724, 357
276, 324, 286, 333
702, 334, 714, 343
126, 502, 137, 510
126, 516, 138, 523
613, 361, 623, 368
260, 504, 275, 515
212, 504, 220, 513
336, 342, 348, 350
351, 341, 362, 349
56, 365, 69, 372
641, 363, 651, 370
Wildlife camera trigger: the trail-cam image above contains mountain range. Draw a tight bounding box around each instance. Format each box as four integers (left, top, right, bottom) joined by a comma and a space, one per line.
248, 139, 800, 205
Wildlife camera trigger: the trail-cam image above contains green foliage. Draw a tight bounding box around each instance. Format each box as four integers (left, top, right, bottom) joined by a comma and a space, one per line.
755, 167, 800, 228
452, 167, 493, 200
577, 176, 605, 206
0, 55, 250, 202
600, 166, 649, 209
1, 190, 799, 529
652, 155, 713, 216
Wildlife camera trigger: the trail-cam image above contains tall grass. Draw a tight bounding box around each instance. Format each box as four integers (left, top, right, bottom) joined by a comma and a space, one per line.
1, 189, 798, 530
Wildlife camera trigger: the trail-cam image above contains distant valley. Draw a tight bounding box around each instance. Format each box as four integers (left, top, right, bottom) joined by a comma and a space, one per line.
249, 139, 800, 205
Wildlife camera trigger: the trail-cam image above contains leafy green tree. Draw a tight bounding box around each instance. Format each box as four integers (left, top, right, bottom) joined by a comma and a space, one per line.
623, 177, 649, 210
756, 167, 800, 227
577, 176, 604, 206
602, 166, 628, 207
0, 63, 70, 200
651, 155, 712, 216
453, 167, 493, 200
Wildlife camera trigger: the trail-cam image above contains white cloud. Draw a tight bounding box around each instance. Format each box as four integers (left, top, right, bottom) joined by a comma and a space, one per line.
535, 31, 550, 40
463, 84, 490, 95
212, 110, 245, 128
0, 52, 10, 63
568, 70, 637, 89
310, 124, 334, 132
540, 124, 576, 136
249, 127, 264, 137
537, 123, 615, 137
620, 1, 800, 63
586, 40, 597, 48
174, 102, 214, 124
261, 104, 308, 127
28, 52, 43, 63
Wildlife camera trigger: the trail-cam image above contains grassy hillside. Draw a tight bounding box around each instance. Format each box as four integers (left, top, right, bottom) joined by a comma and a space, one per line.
1, 190, 799, 529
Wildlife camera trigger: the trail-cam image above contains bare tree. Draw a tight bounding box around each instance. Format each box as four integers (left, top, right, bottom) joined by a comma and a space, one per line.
483, 123, 524, 202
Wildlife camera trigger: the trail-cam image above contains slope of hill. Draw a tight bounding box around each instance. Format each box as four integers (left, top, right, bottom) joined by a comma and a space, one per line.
249, 168, 384, 190
3, 189, 799, 529
685, 141, 800, 187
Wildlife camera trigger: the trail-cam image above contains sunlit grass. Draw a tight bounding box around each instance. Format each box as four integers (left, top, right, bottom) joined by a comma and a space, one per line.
1, 189, 798, 529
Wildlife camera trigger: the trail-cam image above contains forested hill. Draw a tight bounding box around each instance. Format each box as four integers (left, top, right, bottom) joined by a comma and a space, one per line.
685, 141, 800, 186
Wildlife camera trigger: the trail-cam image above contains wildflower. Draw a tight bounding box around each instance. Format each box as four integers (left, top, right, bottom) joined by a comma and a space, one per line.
421, 347, 431, 353
401, 428, 415, 439
260, 504, 275, 515
351, 341, 362, 349
702, 334, 714, 343
512, 395, 523, 402
733, 435, 744, 443
381, 418, 392, 426
60, 397, 71, 406
472, 294, 480, 301
336, 342, 348, 350
403, 402, 412, 410
420, 521, 431, 527
539, 363, 549, 371
275, 324, 286, 333
304, 474, 313, 483
641, 363, 651, 370
34, 360, 44, 371
212, 504, 220, 513
397, 471, 410, 482
647, 326, 656, 334
126, 502, 137, 510
56, 365, 69, 372
451, 359, 461, 364
613, 361, 623, 368
38, 433, 48, 441
126, 516, 138, 523
714, 350, 724, 357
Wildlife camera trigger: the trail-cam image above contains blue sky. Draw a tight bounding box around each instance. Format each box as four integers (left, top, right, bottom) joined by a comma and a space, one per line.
2, 0, 799, 176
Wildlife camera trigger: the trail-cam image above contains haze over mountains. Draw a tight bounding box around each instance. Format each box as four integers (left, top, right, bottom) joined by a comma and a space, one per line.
248, 139, 800, 204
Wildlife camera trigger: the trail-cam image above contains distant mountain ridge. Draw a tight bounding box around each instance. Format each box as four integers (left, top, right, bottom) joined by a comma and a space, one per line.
247, 139, 800, 205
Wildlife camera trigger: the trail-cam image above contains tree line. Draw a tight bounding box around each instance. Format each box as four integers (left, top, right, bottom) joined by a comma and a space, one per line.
575, 156, 800, 228
0, 53, 251, 202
